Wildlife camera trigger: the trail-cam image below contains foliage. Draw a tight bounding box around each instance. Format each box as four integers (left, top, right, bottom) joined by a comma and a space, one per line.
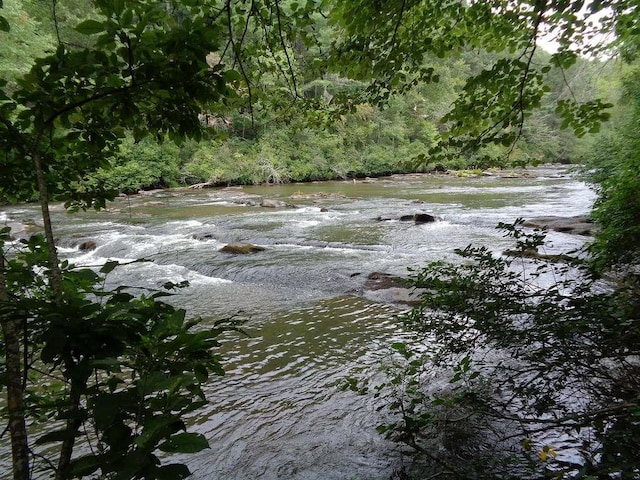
1, 230, 239, 479
89, 137, 183, 194
588, 62, 640, 272
362, 221, 640, 478
0, 2, 246, 479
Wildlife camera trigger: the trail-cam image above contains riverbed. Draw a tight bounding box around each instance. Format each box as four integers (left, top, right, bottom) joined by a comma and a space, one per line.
0, 166, 595, 479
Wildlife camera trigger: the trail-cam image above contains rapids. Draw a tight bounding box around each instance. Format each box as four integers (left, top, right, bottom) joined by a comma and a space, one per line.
0, 166, 595, 479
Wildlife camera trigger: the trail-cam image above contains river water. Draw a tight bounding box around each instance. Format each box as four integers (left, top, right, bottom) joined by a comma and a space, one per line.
0, 166, 595, 479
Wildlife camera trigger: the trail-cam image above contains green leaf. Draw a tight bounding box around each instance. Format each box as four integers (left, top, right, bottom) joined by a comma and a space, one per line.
76, 19, 105, 35
0, 15, 9, 32
100, 260, 119, 274
159, 432, 209, 453
70, 455, 103, 477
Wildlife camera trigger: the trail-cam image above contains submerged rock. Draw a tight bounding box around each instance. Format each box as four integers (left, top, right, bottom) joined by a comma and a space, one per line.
192, 233, 216, 241
219, 243, 266, 254
364, 272, 407, 290
362, 272, 422, 305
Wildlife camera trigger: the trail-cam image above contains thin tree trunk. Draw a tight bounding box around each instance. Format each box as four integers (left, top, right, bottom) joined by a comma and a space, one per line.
32, 151, 63, 301
0, 252, 30, 480
33, 151, 80, 478
54, 382, 82, 480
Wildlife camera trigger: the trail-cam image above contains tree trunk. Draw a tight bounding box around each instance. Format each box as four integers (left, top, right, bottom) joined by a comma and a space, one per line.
54, 382, 82, 480
0, 252, 30, 480
32, 151, 63, 301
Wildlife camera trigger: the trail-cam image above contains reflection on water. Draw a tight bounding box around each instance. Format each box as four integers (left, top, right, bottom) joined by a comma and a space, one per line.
0, 167, 596, 478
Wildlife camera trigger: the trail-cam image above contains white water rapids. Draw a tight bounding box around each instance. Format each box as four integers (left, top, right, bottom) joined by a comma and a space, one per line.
0, 166, 596, 479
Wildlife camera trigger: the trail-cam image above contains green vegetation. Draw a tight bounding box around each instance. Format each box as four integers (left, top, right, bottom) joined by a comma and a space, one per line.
1, 1, 614, 194
1, 0, 639, 479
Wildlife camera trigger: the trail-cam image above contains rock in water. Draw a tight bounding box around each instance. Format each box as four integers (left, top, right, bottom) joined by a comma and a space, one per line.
219, 243, 266, 254
413, 213, 437, 224
78, 240, 97, 251
261, 199, 291, 208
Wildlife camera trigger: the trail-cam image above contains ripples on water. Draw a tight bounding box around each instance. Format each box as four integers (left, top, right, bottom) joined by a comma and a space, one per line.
0, 168, 596, 478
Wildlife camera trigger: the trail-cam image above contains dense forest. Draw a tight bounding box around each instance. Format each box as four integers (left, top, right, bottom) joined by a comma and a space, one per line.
0, 0, 621, 194
1, 1, 639, 480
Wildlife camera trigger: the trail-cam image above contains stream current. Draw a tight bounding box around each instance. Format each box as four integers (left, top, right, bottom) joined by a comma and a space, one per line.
0, 166, 596, 479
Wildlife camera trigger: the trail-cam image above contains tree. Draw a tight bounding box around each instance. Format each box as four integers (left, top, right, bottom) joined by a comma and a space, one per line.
0, 1, 244, 478
326, 0, 620, 156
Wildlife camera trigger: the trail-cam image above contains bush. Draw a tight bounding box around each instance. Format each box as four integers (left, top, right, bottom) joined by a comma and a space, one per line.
359, 221, 640, 479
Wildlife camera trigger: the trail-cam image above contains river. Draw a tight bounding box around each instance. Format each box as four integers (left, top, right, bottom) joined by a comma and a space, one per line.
0, 166, 595, 479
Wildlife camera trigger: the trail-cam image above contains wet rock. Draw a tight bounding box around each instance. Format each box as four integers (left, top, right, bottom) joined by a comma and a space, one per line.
362, 272, 423, 306
219, 243, 266, 254
233, 199, 260, 207
2, 221, 28, 239
78, 241, 97, 251
414, 213, 437, 224
192, 233, 216, 241
261, 198, 293, 208
523, 215, 595, 235
398, 213, 439, 223
289, 192, 347, 200
364, 272, 407, 290
320, 207, 330, 212
503, 247, 577, 263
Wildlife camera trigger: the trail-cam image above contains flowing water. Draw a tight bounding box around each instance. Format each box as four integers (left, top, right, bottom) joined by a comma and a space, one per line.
0, 166, 596, 479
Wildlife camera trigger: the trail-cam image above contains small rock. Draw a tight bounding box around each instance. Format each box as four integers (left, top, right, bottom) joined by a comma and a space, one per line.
414, 213, 437, 224
261, 199, 291, 208
78, 241, 97, 251
219, 243, 266, 254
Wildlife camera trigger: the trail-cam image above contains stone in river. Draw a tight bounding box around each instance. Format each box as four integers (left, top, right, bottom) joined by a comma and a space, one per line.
219, 243, 266, 254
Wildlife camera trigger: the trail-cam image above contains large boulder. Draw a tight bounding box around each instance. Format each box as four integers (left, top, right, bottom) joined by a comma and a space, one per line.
523, 215, 595, 235
219, 243, 266, 254
261, 198, 294, 208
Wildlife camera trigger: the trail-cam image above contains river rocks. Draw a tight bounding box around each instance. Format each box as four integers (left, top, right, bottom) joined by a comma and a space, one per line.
260, 198, 295, 208
233, 198, 297, 208
362, 272, 423, 305
219, 243, 266, 254
503, 247, 577, 263
192, 233, 216, 241
523, 215, 595, 235
78, 240, 97, 251
378, 213, 439, 224
289, 192, 347, 200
